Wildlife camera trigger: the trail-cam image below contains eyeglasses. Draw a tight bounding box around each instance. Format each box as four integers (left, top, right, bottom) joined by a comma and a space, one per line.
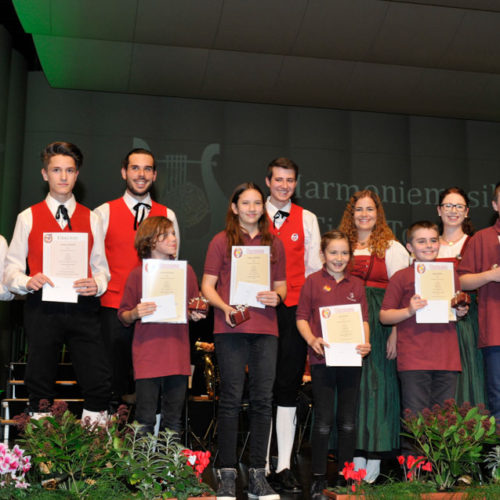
440, 203, 467, 212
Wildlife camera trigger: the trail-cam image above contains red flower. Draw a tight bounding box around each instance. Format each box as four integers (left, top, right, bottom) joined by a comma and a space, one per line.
397, 455, 405, 465
407, 455, 416, 469
422, 462, 432, 472
407, 471, 413, 480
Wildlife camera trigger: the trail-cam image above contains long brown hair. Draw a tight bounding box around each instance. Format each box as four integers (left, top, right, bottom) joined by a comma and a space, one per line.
225, 182, 274, 256
338, 190, 395, 259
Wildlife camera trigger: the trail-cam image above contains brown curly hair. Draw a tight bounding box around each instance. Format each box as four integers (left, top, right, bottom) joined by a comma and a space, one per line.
225, 182, 274, 258
338, 190, 395, 259
134, 216, 174, 259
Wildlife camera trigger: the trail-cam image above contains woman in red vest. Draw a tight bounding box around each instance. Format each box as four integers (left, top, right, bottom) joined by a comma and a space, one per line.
339, 190, 409, 482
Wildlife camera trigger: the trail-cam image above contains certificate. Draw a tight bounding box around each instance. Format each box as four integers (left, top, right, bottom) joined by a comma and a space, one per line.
42, 232, 88, 303
230, 246, 270, 309
142, 259, 187, 323
319, 304, 365, 367
414, 262, 455, 324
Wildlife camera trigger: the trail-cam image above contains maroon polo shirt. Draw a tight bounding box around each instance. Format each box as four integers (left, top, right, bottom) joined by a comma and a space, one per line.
296, 267, 368, 366
203, 231, 286, 335
381, 264, 461, 372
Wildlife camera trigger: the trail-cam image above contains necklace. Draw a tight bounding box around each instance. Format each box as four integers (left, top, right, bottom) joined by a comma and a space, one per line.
440, 235, 463, 246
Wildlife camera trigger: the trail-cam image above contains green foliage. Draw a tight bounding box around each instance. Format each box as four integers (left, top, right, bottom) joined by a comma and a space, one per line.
485, 445, 500, 482
402, 399, 498, 490
108, 424, 213, 500
15, 402, 213, 499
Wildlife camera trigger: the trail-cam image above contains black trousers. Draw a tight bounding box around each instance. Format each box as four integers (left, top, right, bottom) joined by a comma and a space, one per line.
273, 304, 308, 407
100, 306, 135, 399
135, 375, 187, 434
399, 370, 458, 455
24, 292, 111, 412
311, 364, 362, 475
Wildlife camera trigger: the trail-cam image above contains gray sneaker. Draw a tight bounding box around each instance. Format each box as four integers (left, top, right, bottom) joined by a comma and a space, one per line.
310, 476, 328, 500
216, 468, 237, 500
248, 468, 280, 500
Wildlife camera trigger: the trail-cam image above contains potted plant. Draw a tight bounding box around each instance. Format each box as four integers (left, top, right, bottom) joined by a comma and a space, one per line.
13, 401, 214, 499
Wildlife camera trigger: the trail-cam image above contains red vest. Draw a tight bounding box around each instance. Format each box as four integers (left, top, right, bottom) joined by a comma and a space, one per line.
351, 254, 389, 289
268, 203, 305, 306
100, 197, 167, 308
28, 201, 93, 277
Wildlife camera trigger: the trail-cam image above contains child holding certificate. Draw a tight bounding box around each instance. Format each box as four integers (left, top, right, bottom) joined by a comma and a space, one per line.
296, 230, 371, 497
118, 216, 204, 436
201, 182, 286, 500
380, 221, 469, 453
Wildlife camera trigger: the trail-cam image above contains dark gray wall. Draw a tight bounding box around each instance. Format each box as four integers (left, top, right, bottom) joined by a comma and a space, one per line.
20, 72, 500, 275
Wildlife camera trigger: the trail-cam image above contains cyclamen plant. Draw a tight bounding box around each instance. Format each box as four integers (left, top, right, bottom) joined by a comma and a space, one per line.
341, 462, 367, 493
0, 443, 31, 490
397, 455, 432, 481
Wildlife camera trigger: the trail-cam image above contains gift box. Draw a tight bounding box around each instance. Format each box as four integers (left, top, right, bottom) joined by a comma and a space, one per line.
451, 291, 471, 309
230, 305, 250, 326
188, 296, 209, 313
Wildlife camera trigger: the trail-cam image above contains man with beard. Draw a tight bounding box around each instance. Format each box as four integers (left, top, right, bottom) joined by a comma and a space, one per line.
95, 148, 179, 407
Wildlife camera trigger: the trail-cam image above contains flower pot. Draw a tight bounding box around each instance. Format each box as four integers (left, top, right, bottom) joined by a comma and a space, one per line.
324, 491, 467, 499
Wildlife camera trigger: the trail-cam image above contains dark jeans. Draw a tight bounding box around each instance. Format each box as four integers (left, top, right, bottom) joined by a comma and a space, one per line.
100, 307, 135, 399
399, 370, 458, 455
24, 292, 111, 412
135, 375, 188, 434
310, 364, 362, 475
481, 346, 500, 421
274, 305, 307, 407
215, 333, 278, 468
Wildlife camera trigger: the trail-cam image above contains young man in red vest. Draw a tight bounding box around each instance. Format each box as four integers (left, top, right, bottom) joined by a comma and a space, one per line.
94, 148, 179, 407
5, 141, 111, 422
265, 157, 322, 493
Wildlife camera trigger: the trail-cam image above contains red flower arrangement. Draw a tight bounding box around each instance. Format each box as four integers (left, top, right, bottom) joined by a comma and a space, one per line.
397, 455, 432, 481
181, 449, 211, 481
341, 461, 367, 493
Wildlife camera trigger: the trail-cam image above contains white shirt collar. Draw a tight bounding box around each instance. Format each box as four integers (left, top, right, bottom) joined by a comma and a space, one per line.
45, 193, 76, 216
123, 191, 153, 211
266, 197, 291, 218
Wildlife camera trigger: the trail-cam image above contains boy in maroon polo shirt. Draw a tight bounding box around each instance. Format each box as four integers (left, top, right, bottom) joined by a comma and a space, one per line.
380, 221, 468, 448
458, 182, 500, 421
5, 142, 111, 422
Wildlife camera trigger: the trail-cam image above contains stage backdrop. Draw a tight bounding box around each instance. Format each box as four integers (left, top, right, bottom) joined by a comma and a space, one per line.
18, 72, 500, 275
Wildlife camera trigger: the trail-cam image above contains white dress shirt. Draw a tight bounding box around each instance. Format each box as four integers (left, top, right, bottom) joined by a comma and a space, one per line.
94, 191, 180, 255
5, 194, 110, 296
266, 198, 323, 277
0, 236, 14, 301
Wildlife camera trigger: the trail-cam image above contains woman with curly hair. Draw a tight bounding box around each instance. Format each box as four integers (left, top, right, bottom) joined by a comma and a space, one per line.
436, 187, 486, 406
339, 190, 409, 483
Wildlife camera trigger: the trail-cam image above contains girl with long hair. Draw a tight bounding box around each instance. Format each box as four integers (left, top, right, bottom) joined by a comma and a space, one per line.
201, 182, 286, 500
436, 187, 485, 405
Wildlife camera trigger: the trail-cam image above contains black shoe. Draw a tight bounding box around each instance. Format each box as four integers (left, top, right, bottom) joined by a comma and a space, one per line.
310, 476, 328, 500
216, 468, 237, 500
248, 468, 280, 500
335, 474, 347, 488
273, 468, 302, 493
